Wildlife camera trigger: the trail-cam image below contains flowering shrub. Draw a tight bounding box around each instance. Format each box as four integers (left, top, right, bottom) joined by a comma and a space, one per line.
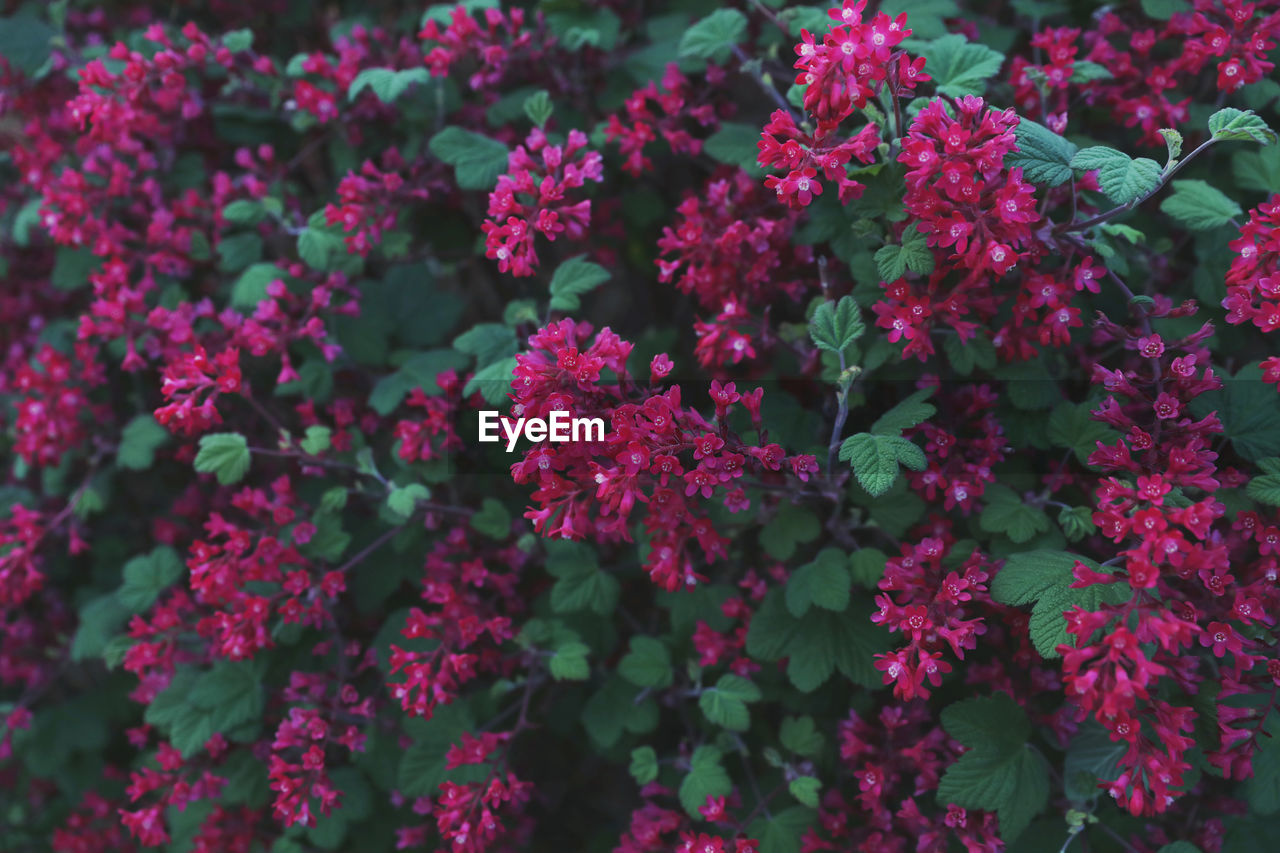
5, 0, 1280, 851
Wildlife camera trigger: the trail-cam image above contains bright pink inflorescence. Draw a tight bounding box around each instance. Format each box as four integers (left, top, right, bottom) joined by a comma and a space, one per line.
482, 128, 604, 277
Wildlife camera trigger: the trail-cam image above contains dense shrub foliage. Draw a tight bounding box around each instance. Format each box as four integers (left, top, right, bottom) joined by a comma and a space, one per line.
5, 0, 1280, 850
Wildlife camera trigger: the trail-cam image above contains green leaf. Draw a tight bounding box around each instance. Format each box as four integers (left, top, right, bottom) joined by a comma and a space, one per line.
1071, 147, 1163, 206
463, 356, 518, 405
1048, 401, 1117, 463
300, 425, 331, 456
117, 415, 168, 471
218, 231, 263, 274
297, 225, 346, 273
785, 548, 852, 616
222, 29, 253, 52
1058, 505, 1097, 542
522, 89, 553, 128
370, 349, 470, 415
1140, 0, 1190, 18
549, 641, 591, 681
1063, 720, 1125, 802
1157, 844, 1203, 853
679, 745, 732, 817
809, 296, 865, 353
319, 487, 348, 514
548, 255, 611, 311
398, 703, 487, 797
699, 686, 750, 731
937, 693, 1049, 842
748, 806, 816, 853
10, 198, 41, 247
1234, 146, 1280, 194
1245, 713, 1280, 814
231, 262, 281, 309
874, 227, 934, 281
470, 498, 511, 539
1160, 179, 1242, 230
745, 590, 887, 691
838, 433, 925, 497
1208, 108, 1277, 144
1007, 117, 1079, 187
870, 386, 937, 435
1160, 128, 1184, 162
301, 512, 350, 562
429, 127, 511, 190
758, 504, 820, 560
0, 14, 55, 76
780, 716, 825, 757
422, 0, 497, 27
348, 67, 430, 103
1069, 60, 1112, 82
979, 484, 1050, 543
849, 548, 887, 588
582, 674, 659, 748
222, 199, 265, 226
919, 35, 1005, 97
117, 547, 184, 612
51, 247, 96, 290
71, 595, 130, 661
789, 776, 821, 808
194, 432, 251, 485
994, 357, 1059, 410
618, 636, 673, 689
546, 540, 619, 616
677, 9, 747, 63
704, 122, 768, 173
1189, 362, 1280, 462
990, 550, 1133, 658
629, 746, 659, 785
386, 483, 429, 520
942, 333, 998, 375
454, 323, 519, 368
147, 662, 263, 757
1248, 459, 1280, 506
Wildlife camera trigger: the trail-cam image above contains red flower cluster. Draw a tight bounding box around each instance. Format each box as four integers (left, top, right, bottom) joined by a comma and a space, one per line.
510, 319, 815, 590
815, 704, 1000, 851
605, 64, 722, 177
419, 4, 548, 91
871, 536, 995, 701
1077, 0, 1279, 142
324, 157, 426, 256
387, 527, 524, 720
12, 345, 99, 467
1063, 307, 1280, 816
657, 172, 812, 367
482, 129, 603, 277
905, 384, 1007, 512
757, 0, 925, 209
154, 346, 242, 436
790, 0, 922, 131
870, 97, 1042, 361
185, 479, 341, 661
1225, 196, 1280, 387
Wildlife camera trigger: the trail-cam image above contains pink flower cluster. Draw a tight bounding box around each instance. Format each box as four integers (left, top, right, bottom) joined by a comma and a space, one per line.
1224, 197, 1280, 386
871, 537, 995, 701
509, 319, 816, 591
656, 172, 812, 367
605, 64, 722, 177
481, 129, 603, 277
